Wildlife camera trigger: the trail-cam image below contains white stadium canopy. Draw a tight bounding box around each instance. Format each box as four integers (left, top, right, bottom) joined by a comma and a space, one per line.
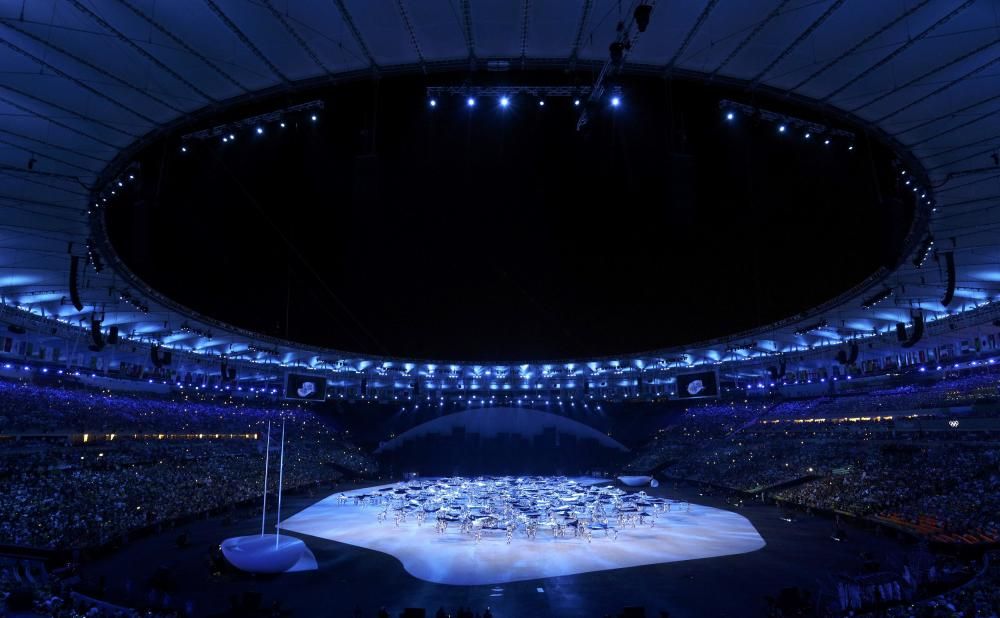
1, 0, 999, 386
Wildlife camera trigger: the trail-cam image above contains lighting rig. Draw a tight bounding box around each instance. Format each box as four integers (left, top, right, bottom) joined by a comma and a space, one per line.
794, 319, 829, 336
912, 235, 935, 268
719, 100, 855, 146
178, 321, 213, 340
115, 288, 149, 314
861, 287, 894, 309
425, 85, 608, 110
179, 100, 324, 145
897, 168, 935, 212
84, 238, 103, 273
246, 345, 280, 356
575, 1, 654, 130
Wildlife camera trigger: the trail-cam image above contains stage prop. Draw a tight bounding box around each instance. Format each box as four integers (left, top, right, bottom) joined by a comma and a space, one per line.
280, 476, 764, 585
220, 534, 315, 573
220, 420, 315, 573
617, 475, 653, 487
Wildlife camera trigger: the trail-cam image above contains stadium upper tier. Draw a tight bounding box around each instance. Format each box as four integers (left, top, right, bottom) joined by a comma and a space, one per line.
1, 2, 999, 393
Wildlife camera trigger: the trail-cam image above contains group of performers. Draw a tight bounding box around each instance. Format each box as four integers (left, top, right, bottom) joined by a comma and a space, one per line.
338, 476, 691, 544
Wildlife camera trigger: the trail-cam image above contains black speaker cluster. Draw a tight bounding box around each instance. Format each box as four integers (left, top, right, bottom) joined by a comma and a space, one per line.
894, 314, 926, 349
220, 360, 237, 382
835, 343, 860, 365
89, 315, 104, 352
939, 251, 956, 307
68, 255, 84, 311
901, 313, 925, 349
150, 345, 172, 368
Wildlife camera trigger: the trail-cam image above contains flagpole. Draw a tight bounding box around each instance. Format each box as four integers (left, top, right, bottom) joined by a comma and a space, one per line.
275, 418, 286, 548
260, 420, 271, 536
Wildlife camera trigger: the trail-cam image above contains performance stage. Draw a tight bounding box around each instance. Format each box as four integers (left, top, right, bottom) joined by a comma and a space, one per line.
279, 477, 765, 585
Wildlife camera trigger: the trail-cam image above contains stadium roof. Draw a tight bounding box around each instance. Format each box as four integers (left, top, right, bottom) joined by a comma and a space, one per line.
1, 0, 999, 380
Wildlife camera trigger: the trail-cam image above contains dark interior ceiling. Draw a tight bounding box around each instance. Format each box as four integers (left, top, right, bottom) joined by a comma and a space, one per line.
107, 73, 913, 361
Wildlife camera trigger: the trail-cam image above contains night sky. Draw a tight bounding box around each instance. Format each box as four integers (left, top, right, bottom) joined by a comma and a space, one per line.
108, 73, 911, 361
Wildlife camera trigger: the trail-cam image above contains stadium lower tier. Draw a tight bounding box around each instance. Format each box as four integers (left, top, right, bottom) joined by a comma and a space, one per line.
1, 374, 999, 617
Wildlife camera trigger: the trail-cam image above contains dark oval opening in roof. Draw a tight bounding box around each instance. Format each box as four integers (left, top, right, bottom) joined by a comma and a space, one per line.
106, 72, 915, 361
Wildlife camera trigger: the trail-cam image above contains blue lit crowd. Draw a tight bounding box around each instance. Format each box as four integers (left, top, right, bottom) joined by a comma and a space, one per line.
0, 380, 376, 550
0, 378, 378, 617
628, 371, 1000, 546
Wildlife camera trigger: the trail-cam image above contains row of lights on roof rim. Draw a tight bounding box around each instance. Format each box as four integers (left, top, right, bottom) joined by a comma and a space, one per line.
428, 96, 621, 109
899, 169, 935, 212
91, 172, 138, 213
724, 110, 852, 149
179, 114, 319, 152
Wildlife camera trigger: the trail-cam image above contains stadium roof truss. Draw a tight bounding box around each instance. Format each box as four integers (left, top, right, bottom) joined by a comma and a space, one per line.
1, 0, 1000, 385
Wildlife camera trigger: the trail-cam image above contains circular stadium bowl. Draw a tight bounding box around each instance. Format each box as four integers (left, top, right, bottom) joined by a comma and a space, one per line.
220, 534, 306, 573
617, 476, 654, 487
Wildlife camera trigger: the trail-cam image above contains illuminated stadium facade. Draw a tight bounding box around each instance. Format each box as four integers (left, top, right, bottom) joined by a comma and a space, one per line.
1, 1, 999, 398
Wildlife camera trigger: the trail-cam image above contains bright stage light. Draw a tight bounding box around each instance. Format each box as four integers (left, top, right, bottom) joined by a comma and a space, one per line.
824, 139, 830, 145
180, 146, 187, 152
229, 133, 235, 140
256, 127, 263, 135
611, 96, 620, 107
804, 132, 811, 139
726, 111, 734, 121
429, 99, 437, 107
467, 97, 476, 107
778, 124, 786, 133
280, 122, 286, 127
500, 96, 509, 108
538, 100, 545, 107
574, 99, 581, 106
311, 114, 317, 121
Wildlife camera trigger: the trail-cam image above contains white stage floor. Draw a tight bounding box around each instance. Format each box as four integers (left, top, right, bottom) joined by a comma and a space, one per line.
279, 478, 765, 585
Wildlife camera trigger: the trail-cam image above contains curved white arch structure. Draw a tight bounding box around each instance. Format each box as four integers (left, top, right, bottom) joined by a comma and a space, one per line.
375, 407, 628, 454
